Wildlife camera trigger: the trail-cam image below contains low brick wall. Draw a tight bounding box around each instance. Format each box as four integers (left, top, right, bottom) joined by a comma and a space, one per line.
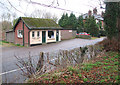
61, 30, 76, 40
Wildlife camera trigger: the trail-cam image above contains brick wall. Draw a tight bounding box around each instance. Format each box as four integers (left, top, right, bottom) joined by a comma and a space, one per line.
61, 30, 76, 40
15, 20, 23, 45
24, 23, 29, 46
14, 20, 29, 46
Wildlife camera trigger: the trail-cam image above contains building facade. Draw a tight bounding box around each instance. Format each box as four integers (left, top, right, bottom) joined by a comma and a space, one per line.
82, 8, 104, 30
6, 17, 76, 46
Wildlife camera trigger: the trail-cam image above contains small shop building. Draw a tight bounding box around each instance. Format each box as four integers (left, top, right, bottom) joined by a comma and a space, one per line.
6, 17, 76, 46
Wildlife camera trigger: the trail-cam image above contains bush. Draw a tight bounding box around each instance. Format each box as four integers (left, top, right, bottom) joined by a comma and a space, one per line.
98, 37, 120, 52
2, 40, 9, 43
99, 30, 106, 36
76, 35, 91, 39
16, 44, 20, 46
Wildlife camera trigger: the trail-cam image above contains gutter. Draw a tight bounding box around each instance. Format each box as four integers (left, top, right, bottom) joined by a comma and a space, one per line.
28, 30, 30, 47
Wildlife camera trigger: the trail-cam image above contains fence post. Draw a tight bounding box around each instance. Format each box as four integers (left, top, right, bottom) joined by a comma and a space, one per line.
36, 52, 44, 71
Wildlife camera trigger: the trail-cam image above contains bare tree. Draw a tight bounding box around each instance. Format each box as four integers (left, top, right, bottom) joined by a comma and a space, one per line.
0, 0, 105, 19
0, 13, 13, 31
42, 12, 52, 19
42, 12, 58, 22
52, 14, 58, 23
30, 9, 58, 22
1, 21, 12, 31
0, 12, 15, 40
0, 0, 78, 16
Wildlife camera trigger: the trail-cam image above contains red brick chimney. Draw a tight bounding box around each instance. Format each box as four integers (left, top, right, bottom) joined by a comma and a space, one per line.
93, 8, 97, 15
101, 11, 104, 17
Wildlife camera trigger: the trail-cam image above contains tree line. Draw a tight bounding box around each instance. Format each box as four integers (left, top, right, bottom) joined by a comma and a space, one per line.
58, 13, 103, 37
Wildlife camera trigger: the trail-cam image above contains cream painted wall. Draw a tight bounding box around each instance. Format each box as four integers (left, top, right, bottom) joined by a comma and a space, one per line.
59, 30, 61, 41
30, 30, 61, 45
30, 30, 42, 44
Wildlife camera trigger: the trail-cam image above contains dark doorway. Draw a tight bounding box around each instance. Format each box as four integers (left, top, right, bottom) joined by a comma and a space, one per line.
42, 31, 46, 43
56, 30, 59, 41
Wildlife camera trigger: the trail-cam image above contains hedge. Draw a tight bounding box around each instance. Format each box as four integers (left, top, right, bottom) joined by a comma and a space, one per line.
76, 35, 91, 39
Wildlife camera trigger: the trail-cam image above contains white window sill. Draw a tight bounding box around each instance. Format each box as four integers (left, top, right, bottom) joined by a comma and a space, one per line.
17, 37, 23, 38
32, 37, 35, 39
37, 37, 40, 39
48, 38, 55, 40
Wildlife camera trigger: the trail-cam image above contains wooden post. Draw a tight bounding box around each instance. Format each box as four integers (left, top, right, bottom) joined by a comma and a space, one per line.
36, 52, 44, 71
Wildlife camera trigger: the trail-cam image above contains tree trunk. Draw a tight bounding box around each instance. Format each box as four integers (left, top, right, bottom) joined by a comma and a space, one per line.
36, 52, 44, 71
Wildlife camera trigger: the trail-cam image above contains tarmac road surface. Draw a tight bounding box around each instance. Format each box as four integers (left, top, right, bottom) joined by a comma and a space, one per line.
1, 37, 105, 83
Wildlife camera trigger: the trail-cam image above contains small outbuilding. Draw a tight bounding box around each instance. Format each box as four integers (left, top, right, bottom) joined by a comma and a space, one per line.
6, 30, 14, 43
6, 17, 76, 46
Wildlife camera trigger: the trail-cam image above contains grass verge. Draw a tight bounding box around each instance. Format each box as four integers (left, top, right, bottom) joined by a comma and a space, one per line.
27, 51, 119, 83
0, 40, 24, 47
91, 37, 99, 40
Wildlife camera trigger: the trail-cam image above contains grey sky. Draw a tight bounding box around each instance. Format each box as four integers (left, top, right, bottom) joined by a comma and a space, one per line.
0, 0, 105, 21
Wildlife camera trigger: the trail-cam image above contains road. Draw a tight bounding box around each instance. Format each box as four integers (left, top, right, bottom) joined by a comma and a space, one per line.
1, 37, 105, 83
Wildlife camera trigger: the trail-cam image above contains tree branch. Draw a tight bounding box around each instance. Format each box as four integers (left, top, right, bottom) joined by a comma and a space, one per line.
7, 0, 27, 16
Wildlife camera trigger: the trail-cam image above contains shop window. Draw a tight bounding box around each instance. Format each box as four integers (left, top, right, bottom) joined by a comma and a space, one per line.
32, 31, 35, 38
37, 31, 40, 37
48, 31, 54, 38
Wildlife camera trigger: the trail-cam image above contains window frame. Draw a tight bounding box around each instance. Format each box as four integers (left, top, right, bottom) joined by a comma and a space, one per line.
17, 30, 23, 38
48, 30, 54, 39
37, 31, 40, 38
32, 31, 35, 38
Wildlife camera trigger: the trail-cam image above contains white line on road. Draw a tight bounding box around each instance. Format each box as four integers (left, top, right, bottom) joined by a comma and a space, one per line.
0, 67, 28, 76
0, 58, 58, 76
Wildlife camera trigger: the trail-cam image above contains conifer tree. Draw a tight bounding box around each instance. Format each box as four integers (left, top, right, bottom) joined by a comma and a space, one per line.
77, 15, 84, 32
84, 16, 99, 37
104, 2, 119, 39
68, 13, 77, 29
58, 13, 69, 28
58, 14, 65, 27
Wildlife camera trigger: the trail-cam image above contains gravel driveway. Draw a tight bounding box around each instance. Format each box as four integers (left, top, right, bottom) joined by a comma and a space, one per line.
1, 37, 105, 83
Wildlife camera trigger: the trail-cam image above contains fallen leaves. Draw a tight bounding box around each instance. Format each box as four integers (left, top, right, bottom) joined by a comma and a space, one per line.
27, 52, 119, 83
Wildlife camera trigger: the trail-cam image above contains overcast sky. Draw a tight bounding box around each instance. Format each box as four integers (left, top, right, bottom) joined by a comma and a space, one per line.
0, 0, 105, 21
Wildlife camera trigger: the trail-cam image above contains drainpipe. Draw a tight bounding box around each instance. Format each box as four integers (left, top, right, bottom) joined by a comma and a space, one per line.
23, 22, 24, 46
28, 30, 30, 47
